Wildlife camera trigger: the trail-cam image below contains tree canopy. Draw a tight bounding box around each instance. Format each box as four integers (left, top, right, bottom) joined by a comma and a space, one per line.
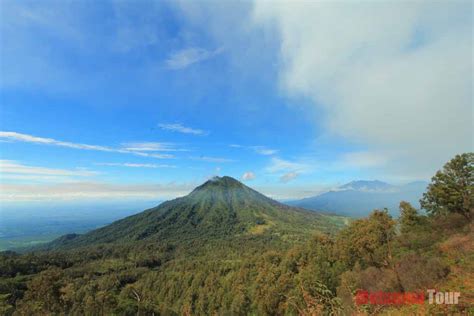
420, 153, 473, 220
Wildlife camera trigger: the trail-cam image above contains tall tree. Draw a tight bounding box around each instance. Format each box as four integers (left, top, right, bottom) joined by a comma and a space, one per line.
420, 153, 473, 220
399, 201, 421, 234
335, 210, 396, 269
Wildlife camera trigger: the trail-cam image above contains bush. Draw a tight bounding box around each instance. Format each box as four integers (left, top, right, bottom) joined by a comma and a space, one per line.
396, 253, 449, 291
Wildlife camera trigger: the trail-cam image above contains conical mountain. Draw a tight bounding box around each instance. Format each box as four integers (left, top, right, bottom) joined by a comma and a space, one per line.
46, 176, 346, 249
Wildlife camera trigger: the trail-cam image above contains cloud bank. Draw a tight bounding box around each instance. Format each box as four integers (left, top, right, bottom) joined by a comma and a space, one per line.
253, 1, 472, 177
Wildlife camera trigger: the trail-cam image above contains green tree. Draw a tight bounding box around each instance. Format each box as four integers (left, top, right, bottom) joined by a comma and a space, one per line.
399, 201, 421, 234
15, 267, 68, 314
420, 153, 473, 220
335, 210, 396, 269
0, 294, 13, 316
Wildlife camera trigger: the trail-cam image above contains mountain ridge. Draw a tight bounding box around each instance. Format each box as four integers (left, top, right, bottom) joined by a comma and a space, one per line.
287, 180, 428, 217
41, 176, 347, 251
338, 180, 394, 191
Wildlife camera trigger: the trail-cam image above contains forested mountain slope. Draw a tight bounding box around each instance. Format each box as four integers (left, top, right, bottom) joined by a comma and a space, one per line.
42, 176, 346, 250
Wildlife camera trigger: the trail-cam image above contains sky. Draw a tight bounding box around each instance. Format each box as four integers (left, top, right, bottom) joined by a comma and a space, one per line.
0, 0, 472, 205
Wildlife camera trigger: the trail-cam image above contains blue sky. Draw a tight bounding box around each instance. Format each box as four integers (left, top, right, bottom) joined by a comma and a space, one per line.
0, 0, 472, 203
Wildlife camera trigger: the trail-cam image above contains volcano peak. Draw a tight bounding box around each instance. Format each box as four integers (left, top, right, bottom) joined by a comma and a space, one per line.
193, 175, 244, 192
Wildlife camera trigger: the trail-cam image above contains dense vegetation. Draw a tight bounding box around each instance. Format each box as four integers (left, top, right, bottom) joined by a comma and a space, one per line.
0, 154, 472, 315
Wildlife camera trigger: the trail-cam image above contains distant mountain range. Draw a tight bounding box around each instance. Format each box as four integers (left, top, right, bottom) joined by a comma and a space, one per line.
43, 176, 347, 251
287, 180, 428, 217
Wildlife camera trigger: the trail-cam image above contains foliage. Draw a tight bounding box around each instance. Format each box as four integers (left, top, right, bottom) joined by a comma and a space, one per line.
1, 157, 472, 315
398, 201, 421, 234
334, 209, 396, 269
420, 153, 473, 220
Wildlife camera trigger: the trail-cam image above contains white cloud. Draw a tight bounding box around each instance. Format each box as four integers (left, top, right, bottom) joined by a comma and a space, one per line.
265, 157, 310, 183
0, 131, 112, 151
339, 151, 388, 169
256, 184, 328, 200
134, 152, 174, 159
280, 172, 298, 183
242, 171, 256, 181
0, 160, 97, 182
190, 156, 235, 163
253, 1, 473, 177
121, 142, 178, 152
230, 144, 278, 156
158, 123, 208, 136
251, 146, 278, 156
0, 181, 195, 202
96, 162, 175, 168
265, 157, 310, 174
0, 131, 174, 159
0, 160, 96, 177
165, 47, 223, 70
121, 142, 189, 152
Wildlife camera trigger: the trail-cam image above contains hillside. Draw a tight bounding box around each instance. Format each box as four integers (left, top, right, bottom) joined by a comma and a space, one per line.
1, 154, 471, 316
42, 176, 347, 250
288, 180, 427, 217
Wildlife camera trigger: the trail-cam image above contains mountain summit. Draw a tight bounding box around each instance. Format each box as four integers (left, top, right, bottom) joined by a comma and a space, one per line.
194, 175, 244, 189
46, 176, 346, 250
339, 180, 393, 192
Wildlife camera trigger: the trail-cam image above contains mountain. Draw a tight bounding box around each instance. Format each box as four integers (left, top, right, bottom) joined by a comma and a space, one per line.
287, 180, 428, 217
338, 180, 394, 191
44, 176, 347, 250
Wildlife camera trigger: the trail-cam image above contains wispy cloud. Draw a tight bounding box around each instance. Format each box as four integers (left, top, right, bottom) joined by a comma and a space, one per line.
0, 131, 174, 159
280, 172, 298, 183
265, 157, 311, 183
252, 146, 278, 156
165, 47, 223, 70
0, 181, 196, 202
121, 142, 186, 152
133, 152, 174, 159
158, 123, 208, 136
242, 171, 256, 181
190, 156, 235, 163
265, 157, 310, 174
0, 160, 97, 182
96, 162, 175, 168
339, 151, 388, 169
0, 131, 113, 151
230, 144, 278, 156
